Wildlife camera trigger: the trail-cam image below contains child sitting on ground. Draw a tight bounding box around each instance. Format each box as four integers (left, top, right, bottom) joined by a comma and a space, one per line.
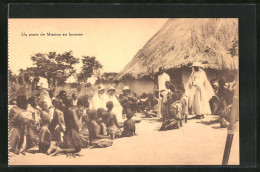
87, 109, 112, 148
38, 112, 57, 155
96, 108, 107, 136
51, 97, 83, 156
121, 110, 136, 137
102, 101, 121, 140
49, 98, 65, 146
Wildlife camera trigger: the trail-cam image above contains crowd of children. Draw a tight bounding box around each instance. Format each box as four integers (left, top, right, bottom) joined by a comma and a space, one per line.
9, 89, 137, 156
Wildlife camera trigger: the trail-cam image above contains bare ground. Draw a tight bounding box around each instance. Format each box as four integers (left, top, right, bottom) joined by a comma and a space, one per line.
9, 115, 239, 166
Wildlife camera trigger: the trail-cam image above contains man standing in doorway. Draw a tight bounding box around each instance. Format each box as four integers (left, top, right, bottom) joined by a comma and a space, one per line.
157, 67, 170, 119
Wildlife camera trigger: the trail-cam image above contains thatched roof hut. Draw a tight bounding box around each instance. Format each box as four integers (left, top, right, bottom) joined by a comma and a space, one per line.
117, 18, 238, 80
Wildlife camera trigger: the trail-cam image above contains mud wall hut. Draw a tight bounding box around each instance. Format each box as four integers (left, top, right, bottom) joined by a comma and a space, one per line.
116, 18, 238, 96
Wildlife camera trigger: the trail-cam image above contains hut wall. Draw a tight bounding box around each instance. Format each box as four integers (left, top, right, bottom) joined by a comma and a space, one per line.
124, 78, 155, 96
122, 69, 237, 97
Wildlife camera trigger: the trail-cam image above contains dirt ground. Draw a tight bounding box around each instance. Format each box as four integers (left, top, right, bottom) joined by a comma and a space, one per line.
9, 115, 239, 166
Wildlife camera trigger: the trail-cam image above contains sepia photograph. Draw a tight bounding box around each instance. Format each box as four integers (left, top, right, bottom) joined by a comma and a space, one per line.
8, 18, 239, 165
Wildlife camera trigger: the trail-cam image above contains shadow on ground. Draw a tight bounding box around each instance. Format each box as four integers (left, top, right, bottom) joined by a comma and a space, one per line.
142, 118, 164, 123
195, 117, 226, 130
197, 119, 219, 125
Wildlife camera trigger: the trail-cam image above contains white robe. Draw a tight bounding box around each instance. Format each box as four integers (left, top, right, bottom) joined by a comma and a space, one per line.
186, 69, 215, 115
37, 77, 52, 108
37, 77, 49, 90
39, 90, 52, 108
90, 94, 106, 110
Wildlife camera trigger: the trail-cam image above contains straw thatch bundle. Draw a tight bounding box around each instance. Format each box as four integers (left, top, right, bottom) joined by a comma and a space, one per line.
117, 18, 238, 80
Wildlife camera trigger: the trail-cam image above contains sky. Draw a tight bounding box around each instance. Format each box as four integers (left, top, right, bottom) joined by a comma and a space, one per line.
9, 18, 168, 75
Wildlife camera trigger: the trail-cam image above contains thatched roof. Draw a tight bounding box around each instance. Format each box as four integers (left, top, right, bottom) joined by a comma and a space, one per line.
117, 18, 238, 80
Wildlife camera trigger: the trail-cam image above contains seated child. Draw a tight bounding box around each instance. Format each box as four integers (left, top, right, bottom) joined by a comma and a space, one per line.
76, 99, 90, 148
102, 101, 121, 139
51, 97, 83, 156
97, 117, 107, 136
96, 108, 107, 136
39, 101, 51, 126
38, 112, 57, 155
49, 98, 65, 146
97, 107, 105, 119
87, 109, 112, 148
121, 110, 136, 137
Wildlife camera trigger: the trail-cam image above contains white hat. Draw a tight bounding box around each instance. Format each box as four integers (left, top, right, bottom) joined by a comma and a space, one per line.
191, 61, 204, 68
98, 85, 105, 90
122, 86, 130, 91
108, 86, 116, 91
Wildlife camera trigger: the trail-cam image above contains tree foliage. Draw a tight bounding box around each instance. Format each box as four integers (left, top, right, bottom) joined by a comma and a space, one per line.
78, 56, 103, 82
29, 51, 79, 85
95, 72, 118, 84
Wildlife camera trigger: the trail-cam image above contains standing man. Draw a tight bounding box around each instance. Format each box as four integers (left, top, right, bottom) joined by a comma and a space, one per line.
157, 67, 170, 119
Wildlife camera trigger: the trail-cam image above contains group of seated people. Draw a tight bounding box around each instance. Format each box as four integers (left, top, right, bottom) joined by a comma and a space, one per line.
9, 89, 137, 156
209, 75, 236, 128
8, 75, 237, 157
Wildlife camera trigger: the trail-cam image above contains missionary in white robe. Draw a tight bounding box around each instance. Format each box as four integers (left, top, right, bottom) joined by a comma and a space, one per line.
186, 62, 215, 117
90, 86, 106, 110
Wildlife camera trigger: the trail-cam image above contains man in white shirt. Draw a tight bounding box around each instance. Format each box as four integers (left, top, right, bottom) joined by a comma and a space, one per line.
157, 67, 170, 119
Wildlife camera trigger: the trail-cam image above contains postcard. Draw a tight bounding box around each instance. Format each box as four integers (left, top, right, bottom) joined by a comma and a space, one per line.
8, 18, 239, 165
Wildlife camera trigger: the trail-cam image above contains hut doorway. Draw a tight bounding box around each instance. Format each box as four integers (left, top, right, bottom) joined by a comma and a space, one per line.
167, 69, 183, 86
